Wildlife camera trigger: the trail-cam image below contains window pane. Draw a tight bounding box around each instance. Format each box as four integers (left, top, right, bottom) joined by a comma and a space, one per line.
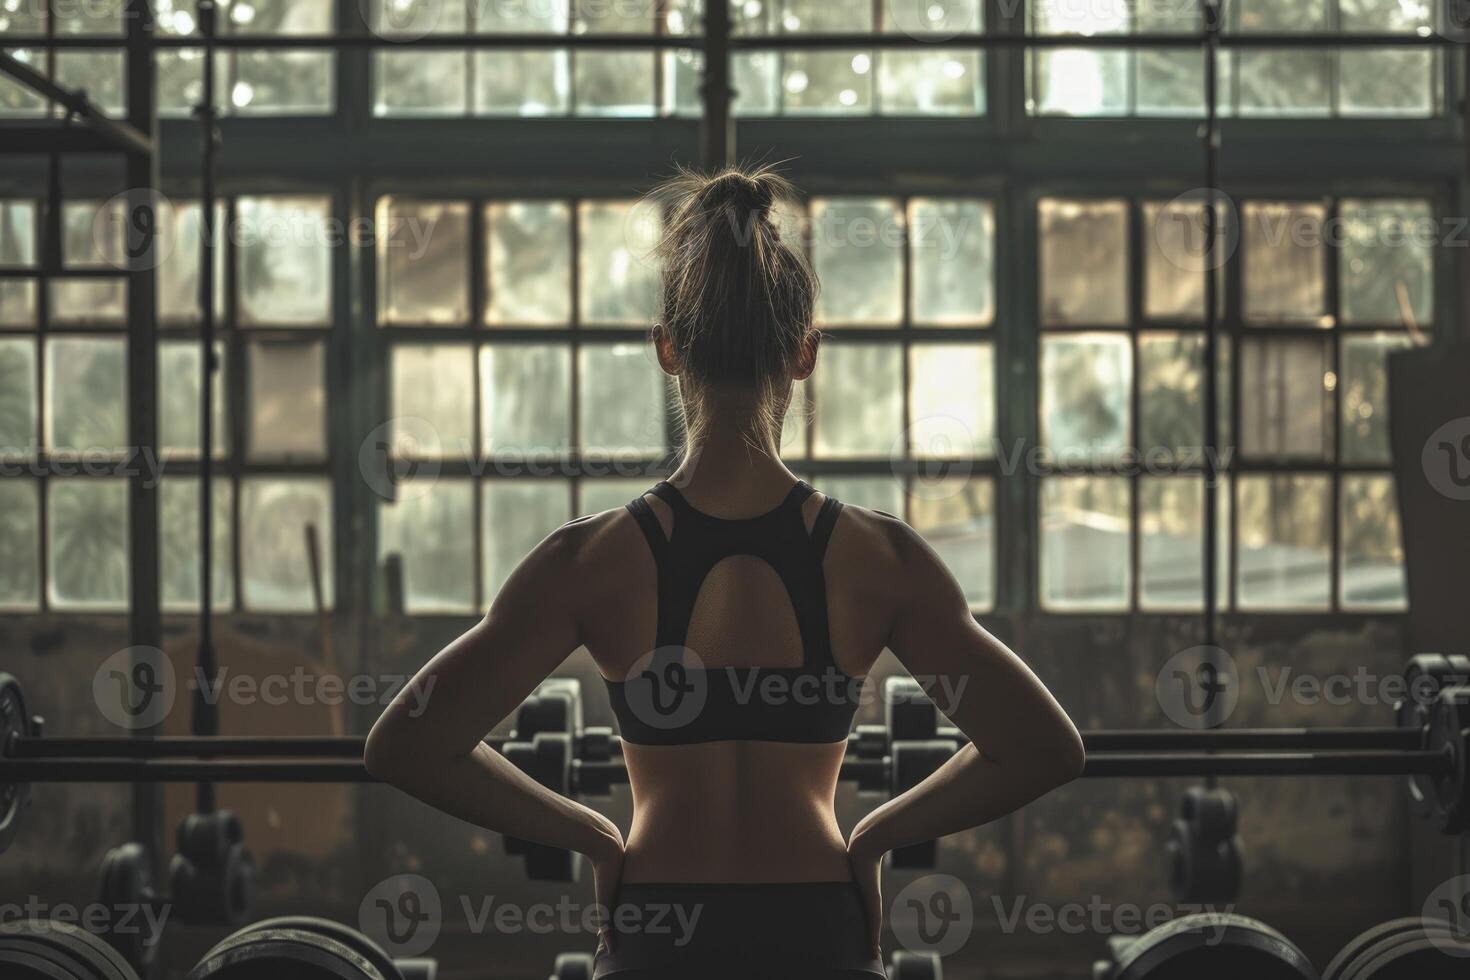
483, 481, 571, 598
812, 343, 902, 458
1237, 473, 1331, 610
379, 478, 475, 613
241, 478, 334, 611
1341, 475, 1407, 610
159, 341, 227, 458
579, 344, 666, 455
909, 344, 994, 458
811, 198, 903, 326
1240, 337, 1333, 460
1235, 0, 1328, 30
1031, 51, 1128, 116
783, 0, 872, 32
1041, 334, 1132, 458
1144, 199, 1227, 321
883, 0, 982, 34
1140, 477, 1230, 610
1243, 202, 1328, 325
231, 50, 335, 115
0, 481, 39, 608
0, 338, 36, 457
237, 196, 333, 326
1040, 476, 1130, 610
782, 50, 874, 115
1340, 0, 1434, 31
1341, 50, 1433, 117
56, 201, 126, 322
0, 200, 37, 266
1138, 332, 1232, 462
879, 51, 984, 116
1341, 333, 1412, 465
56, 50, 125, 114
487, 201, 572, 325
578, 201, 659, 325
1137, 50, 1205, 116
909, 199, 994, 326
1340, 199, 1434, 326
248, 341, 326, 459
1237, 50, 1330, 117
392, 344, 474, 458
664, 48, 706, 116
0, 49, 46, 115
49, 278, 128, 325
481, 344, 572, 455
374, 52, 467, 116
49, 479, 129, 610
0, 282, 37, 328
46, 338, 127, 454
158, 201, 226, 323
475, 51, 571, 115
377, 199, 471, 325
160, 478, 233, 612
732, 52, 779, 114
574, 51, 656, 117
819, 476, 903, 515
909, 477, 994, 609
1039, 199, 1128, 326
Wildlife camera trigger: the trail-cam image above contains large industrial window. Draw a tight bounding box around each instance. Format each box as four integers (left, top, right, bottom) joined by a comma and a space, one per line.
1036, 193, 1429, 612
372, 192, 1000, 613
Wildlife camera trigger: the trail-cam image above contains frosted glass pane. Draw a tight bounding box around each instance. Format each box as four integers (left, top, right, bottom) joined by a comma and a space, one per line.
379, 479, 475, 613
1039, 199, 1128, 325
392, 343, 474, 458
579, 344, 667, 454
248, 341, 326, 459
377, 199, 471, 325
237, 196, 333, 326
46, 338, 127, 454
486, 201, 572, 325
1040, 477, 1130, 610
812, 343, 902, 458
1237, 474, 1330, 610
811, 198, 903, 326
241, 478, 334, 611
909, 199, 994, 325
49, 479, 129, 610
481, 344, 572, 455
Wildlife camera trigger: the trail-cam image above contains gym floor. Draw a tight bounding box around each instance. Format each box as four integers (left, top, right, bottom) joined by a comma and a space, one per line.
1, 2, 1469, 979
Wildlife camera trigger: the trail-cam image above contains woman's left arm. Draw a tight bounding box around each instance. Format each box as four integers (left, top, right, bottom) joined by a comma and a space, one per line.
364, 519, 622, 867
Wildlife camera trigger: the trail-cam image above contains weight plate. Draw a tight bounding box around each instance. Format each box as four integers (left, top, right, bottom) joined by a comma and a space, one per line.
0, 919, 141, 980
242, 917, 403, 980
188, 927, 392, 980
1113, 913, 1315, 980
1429, 686, 1470, 834
96, 843, 160, 971
1322, 917, 1451, 980
1350, 933, 1470, 980
0, 945, 78, 980
1400, 656, 1457, 819
0, 673, 33, 856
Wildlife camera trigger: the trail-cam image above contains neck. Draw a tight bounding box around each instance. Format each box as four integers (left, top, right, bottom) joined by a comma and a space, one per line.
667, 413, 797, 503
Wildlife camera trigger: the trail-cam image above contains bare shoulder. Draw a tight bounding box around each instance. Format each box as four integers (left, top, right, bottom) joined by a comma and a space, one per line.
824, 500, 931, 582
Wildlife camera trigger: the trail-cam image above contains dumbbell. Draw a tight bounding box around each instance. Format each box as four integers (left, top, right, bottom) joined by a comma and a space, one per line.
1397, 655, 1470, 820
96, 812, 257, 974
187, 916, 437, 979
1096, 913, 1316, 980
501, 679, 618, 882
0, 918, 143, 980
1165, 787, 1242, 904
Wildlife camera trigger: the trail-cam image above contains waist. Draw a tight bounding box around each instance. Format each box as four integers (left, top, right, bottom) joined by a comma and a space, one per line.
595, 883, 885, 980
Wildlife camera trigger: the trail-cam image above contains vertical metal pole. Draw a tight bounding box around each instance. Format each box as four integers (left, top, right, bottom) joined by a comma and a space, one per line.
194, 0, 222, 815
1201, 0, 1224, 740
700, 0, 734, 168
123, 0, 164, 937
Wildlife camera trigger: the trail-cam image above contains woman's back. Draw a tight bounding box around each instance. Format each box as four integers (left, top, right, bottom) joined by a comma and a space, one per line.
572, 480, 905, 883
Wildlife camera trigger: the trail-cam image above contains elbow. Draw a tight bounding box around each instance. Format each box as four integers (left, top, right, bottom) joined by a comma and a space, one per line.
363, 717, 408, 784
1048, 724, 1087, 785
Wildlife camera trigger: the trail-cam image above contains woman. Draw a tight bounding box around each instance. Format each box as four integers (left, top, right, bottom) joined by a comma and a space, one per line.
365, 165, 1085, 979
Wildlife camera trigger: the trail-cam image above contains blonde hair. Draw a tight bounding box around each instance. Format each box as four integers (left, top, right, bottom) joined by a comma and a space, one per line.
652, 164, 818, 452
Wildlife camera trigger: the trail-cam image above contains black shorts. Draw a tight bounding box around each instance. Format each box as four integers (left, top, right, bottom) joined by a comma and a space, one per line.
592, 882, 888, 980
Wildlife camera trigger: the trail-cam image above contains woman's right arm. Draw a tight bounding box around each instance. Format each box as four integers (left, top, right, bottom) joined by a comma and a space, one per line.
846, 522, 1085, 950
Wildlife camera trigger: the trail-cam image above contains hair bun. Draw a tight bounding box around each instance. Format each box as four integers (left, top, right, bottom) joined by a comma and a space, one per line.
707, 169, 774, 220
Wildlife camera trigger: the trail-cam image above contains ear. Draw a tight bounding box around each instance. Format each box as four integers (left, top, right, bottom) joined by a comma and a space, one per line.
652, 324, 681, 377
791, 332, 820, 382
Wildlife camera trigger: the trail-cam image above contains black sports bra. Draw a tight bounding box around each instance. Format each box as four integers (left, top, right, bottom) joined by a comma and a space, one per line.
604, 480, 863, 746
